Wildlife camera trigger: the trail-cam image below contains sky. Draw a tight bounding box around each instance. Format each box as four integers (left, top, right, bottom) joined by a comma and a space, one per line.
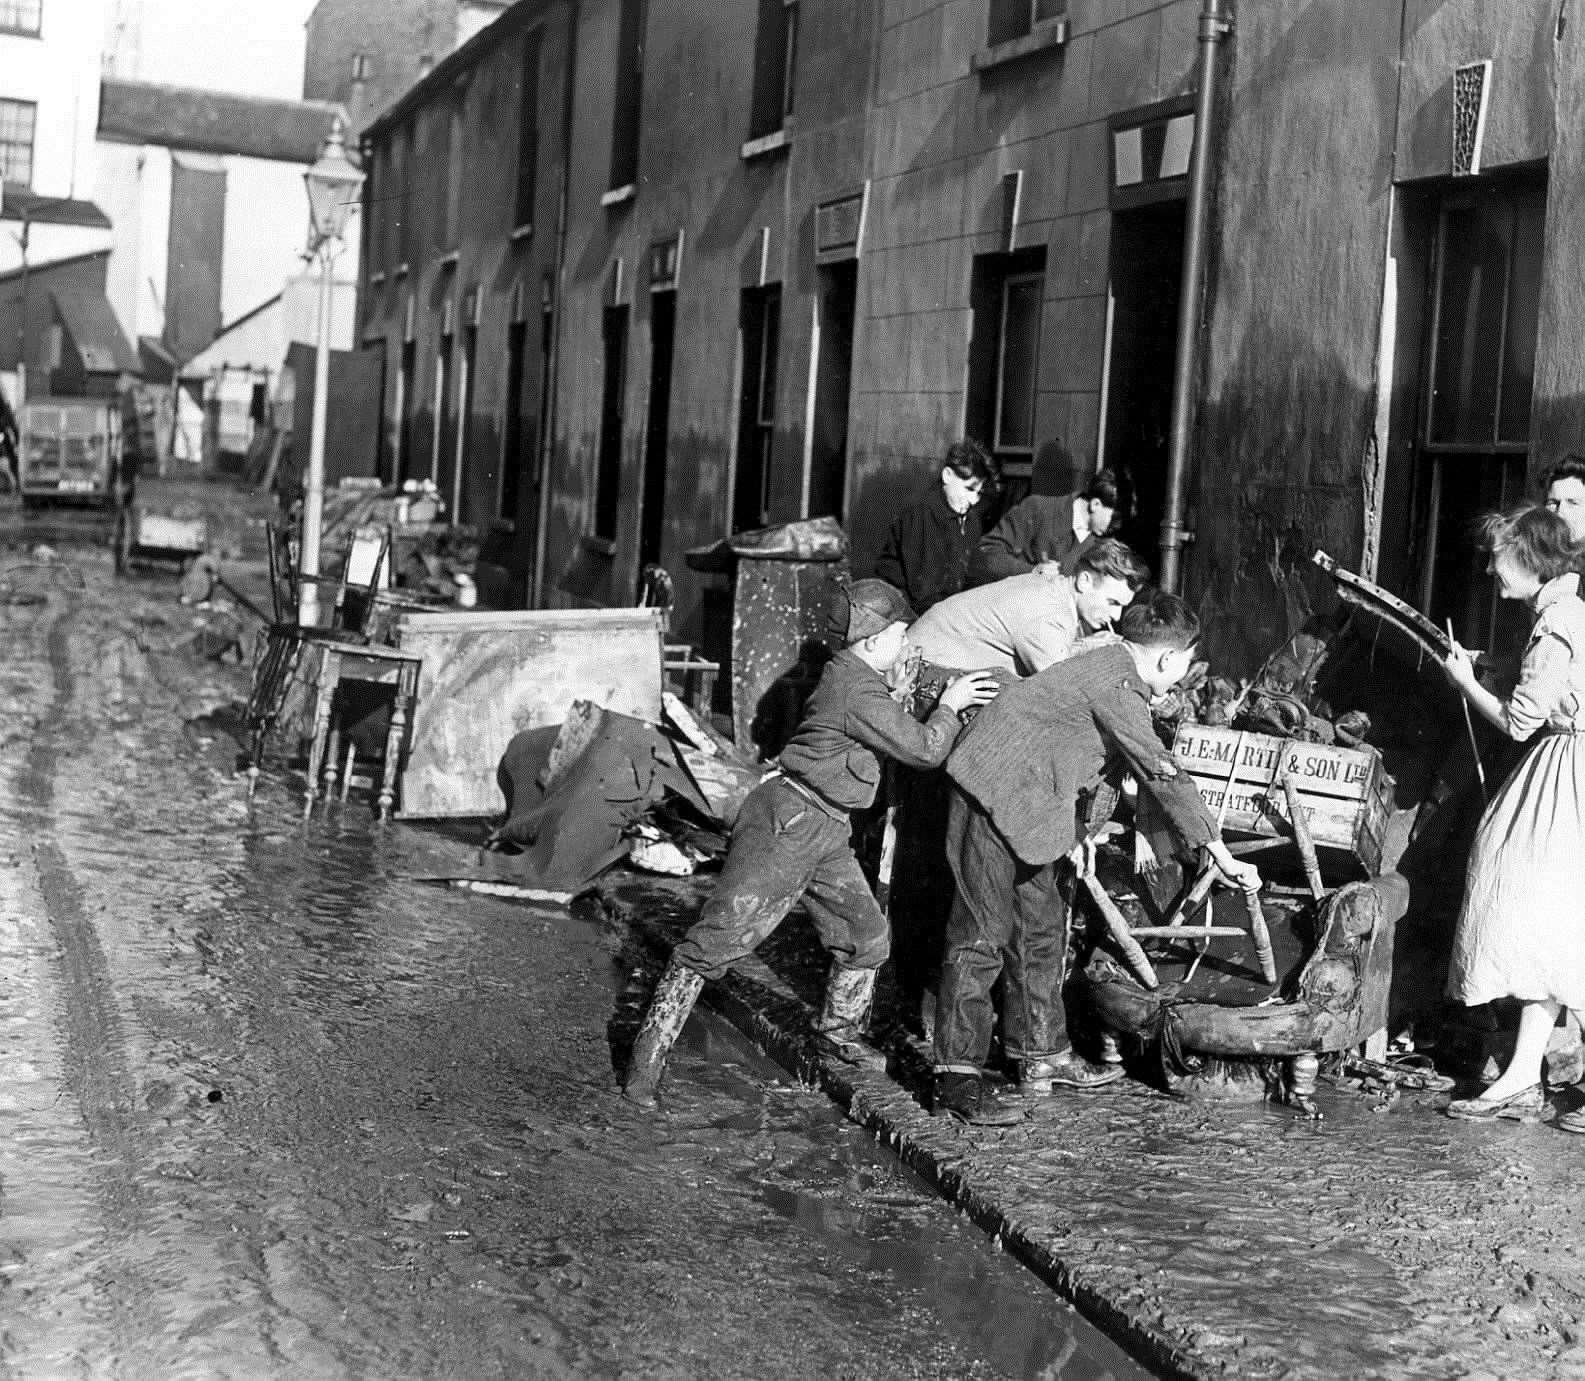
108, 0, 320, 101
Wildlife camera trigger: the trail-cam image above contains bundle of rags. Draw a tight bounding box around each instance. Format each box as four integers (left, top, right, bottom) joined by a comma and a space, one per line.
475, 704, 722, 895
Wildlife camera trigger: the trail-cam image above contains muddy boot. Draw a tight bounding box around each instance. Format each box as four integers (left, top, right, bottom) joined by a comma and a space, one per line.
623, 960, 705, 1109
1022, 1050, 1124, 1093
932, 1072, 1025, 1126
812, 963, 888, 1071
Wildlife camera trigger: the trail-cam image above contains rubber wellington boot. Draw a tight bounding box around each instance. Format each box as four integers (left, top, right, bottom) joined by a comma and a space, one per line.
812, 963, 888, 1071
623, 959, 705, 1109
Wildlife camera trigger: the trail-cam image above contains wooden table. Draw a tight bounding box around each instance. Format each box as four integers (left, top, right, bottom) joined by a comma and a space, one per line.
304, 642, 424, 819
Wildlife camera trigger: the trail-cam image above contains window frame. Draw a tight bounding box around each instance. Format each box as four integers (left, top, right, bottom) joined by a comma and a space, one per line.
986, 0, 1063, 49
0, 0, 41, 38
992, 270, 1043, 456
748, 0, 798, 141
513, 26, 543, 232
0, 97, 37, 188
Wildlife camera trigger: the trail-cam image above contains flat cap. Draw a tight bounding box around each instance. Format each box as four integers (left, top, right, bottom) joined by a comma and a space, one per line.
829, 578, 916, 643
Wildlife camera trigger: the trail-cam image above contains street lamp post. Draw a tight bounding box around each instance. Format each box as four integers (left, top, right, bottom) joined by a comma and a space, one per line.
297, 116, 364, 628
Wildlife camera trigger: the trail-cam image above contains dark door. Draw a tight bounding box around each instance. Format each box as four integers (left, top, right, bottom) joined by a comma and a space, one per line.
1104, 201, 1185, 568
397, 339, 416, 485
640, 289, 675, 568
501, 319, 528, 523
809, 261, 854, 520
733, 285, 780, 532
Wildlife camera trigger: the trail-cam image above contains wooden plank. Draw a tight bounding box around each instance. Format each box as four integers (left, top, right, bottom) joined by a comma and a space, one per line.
1174, 724, 1381, 802
393, 607, 665, 818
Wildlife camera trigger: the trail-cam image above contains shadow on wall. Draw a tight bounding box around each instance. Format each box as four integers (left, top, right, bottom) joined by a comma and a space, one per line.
1192, 339, 1374, 677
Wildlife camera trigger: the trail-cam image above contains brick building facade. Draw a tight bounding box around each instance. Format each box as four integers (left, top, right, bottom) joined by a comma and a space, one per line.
357, 0, 1585, 672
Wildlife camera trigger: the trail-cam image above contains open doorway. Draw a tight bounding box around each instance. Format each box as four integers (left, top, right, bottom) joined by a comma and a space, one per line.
1104, 201, 1184, 572
640, 289, 676, 568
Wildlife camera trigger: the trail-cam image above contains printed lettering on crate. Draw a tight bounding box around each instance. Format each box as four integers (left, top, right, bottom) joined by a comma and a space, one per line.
1171, 724, 1394, 881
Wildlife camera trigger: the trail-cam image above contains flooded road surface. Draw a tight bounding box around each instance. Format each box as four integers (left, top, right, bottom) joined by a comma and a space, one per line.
0, 548, 1145, 1376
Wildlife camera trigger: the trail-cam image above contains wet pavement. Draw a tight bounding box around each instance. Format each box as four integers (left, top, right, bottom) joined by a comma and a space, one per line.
0, 518, 1144, 1377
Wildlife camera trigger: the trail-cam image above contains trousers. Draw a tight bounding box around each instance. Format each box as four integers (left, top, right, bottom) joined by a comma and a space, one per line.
933, 785, 1070, 1073
674, 777, 890, 981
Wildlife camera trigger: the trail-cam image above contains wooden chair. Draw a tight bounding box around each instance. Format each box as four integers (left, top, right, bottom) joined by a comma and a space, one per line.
639, 562, 721, 714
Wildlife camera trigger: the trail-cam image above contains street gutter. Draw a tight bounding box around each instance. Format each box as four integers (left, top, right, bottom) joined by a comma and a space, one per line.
595, 872, 1209, 1381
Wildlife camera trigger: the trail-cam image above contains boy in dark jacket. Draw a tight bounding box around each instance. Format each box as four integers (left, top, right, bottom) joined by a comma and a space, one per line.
931, 590, 1260, 1125
873, 439, 1000, 613
624, 579, 999, 1108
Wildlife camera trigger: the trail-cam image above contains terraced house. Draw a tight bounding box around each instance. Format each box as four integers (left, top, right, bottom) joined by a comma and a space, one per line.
355, 0, 1585, 674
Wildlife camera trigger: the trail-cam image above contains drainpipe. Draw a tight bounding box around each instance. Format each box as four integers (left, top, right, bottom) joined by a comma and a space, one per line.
531, 0, 580, 608
1159, 0, 1232, 595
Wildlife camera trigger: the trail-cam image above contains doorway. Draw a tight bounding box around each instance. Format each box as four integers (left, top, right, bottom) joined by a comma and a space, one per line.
501, 318, 528, 523
1104, 201, 1185, 569
396, 338, 415, 484
734, 285, 781, 532
808, 261, 855, 520
640, 289, 676, 569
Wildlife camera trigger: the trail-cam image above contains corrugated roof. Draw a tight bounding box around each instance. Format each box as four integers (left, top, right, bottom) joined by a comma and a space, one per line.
52, 289, 140, 375
98, 78, 348, 165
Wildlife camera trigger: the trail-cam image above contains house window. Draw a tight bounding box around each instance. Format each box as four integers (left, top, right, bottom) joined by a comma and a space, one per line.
1400, 173, 1545, 653
514, 27, 543, 231
441, 99, 464, 252
0, 98, 36, 187
363, 144, 384, 275
351, 51, 371, 81
609, 0, 646, 191
966, 247, 1046, 477
595, 305, 629, 540
987, 0, 1064, 47
749, 0, 798, 139
0, 0, 41, 36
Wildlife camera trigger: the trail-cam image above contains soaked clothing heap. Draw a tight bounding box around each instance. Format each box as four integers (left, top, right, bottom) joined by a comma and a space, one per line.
1450, 573, 1585, 1011
934, 643, 1219, 1074
675, 648, 961, 982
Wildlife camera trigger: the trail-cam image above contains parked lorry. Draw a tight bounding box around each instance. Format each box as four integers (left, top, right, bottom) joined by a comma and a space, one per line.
16, 396, 131, 508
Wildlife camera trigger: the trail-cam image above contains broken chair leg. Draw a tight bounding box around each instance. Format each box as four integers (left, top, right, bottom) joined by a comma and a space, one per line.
1242, 889, 1279, 984
1079, 873, 1159, 991
1281, 772, 1326, 902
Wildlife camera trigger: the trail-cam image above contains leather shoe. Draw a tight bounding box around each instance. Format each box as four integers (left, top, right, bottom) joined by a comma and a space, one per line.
1022, 1051, 1125, 1093
932, 1073, 1025, 1126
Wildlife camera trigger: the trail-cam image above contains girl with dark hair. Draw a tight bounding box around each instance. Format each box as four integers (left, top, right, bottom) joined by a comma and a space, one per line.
1441, 504, 1585, 1125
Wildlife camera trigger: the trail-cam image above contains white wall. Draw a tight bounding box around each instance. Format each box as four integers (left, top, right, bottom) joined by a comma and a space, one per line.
0, 0, 113, 273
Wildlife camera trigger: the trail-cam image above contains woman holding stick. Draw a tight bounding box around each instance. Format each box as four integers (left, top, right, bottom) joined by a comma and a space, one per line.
1441, 504, 1585, 1124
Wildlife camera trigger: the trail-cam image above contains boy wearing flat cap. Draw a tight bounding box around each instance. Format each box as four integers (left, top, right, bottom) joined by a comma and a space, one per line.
624, 578, 999, 1107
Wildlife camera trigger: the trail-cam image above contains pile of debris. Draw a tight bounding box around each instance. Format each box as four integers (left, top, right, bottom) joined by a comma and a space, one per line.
448, 693, 761, 903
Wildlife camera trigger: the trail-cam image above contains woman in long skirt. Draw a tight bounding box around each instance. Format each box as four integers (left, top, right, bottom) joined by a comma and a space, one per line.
1442, 504, 1585, 1124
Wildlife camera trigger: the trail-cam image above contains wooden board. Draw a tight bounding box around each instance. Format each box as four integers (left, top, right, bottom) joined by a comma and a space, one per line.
1172, 724, 1394, 878
393, 607, 665, 818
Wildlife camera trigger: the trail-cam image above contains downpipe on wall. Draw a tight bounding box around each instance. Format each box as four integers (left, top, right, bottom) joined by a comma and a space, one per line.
1159, 0, 1233, 595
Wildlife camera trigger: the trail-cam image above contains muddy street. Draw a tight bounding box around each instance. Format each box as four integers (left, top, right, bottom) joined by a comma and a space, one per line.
0, 531, 1144, 1377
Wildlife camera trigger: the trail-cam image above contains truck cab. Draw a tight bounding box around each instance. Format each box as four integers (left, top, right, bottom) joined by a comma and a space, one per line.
17, 396, 130, 508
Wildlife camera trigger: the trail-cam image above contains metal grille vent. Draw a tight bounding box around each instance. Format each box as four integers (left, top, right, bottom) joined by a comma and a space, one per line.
1453, 60, 1491, 177
815, 193, 864, 257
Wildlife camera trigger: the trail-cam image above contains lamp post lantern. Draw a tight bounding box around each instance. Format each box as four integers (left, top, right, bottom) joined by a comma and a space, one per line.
297, 115, 364, 628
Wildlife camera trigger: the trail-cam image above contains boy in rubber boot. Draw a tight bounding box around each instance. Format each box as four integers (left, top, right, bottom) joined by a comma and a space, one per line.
930, 591, 1260, 1126
623, 579, 999, 1109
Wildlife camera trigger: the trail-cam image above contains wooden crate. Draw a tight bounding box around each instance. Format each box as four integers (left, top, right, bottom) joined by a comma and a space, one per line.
1171, 724, 1394, 879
